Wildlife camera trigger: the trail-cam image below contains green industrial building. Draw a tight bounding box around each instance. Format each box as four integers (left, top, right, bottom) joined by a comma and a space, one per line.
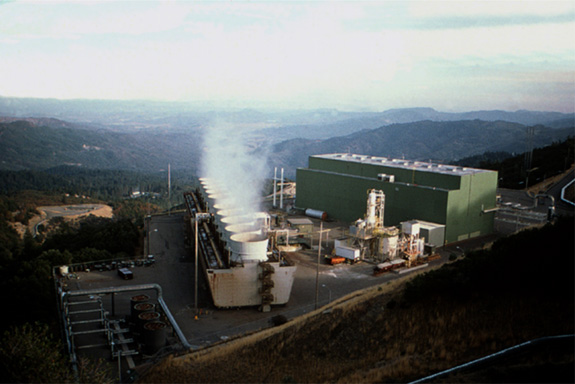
296, 154, 498, 244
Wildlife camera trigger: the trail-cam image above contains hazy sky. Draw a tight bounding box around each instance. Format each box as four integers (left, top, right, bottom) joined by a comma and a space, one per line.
0, 1, 573, 112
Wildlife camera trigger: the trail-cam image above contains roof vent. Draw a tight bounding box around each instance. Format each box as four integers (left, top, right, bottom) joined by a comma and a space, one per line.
378, 174, 395, 182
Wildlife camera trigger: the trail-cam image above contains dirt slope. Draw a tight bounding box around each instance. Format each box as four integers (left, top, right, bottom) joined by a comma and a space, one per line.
140, 275, 574, 383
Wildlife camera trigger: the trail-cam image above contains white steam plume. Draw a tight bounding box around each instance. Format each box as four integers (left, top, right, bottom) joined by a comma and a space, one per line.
200, 120, 269, 216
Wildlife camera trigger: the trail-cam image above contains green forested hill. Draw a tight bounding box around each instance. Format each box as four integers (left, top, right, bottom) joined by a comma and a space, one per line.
2, 118, 572, 179
271, 120, 574, 176
0, 120, 202, 172
455, 137, 574, 188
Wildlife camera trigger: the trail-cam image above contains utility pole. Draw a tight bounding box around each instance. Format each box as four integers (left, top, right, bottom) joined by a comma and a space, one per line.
194, 218, 198, 313
314, 222, 330, 310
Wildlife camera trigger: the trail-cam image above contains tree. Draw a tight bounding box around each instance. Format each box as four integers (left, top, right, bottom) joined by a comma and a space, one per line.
0, 323, 114, 383
0, 323, 73, 383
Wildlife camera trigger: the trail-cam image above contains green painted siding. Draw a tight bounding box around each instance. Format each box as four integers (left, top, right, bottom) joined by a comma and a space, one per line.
296, 169, 449, 232
297, 156, 498, 244
445, 171, 498, 242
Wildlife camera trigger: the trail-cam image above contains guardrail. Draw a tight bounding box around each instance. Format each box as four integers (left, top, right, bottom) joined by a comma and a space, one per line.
409, 334, 575, 383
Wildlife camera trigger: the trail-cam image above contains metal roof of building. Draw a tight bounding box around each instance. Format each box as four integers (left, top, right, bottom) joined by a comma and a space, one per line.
313, 153, 493, 176
287, 218, 314, 225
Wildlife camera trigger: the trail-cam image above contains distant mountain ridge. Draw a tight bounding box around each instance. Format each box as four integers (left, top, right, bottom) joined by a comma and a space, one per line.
269, 120, 574, 177
0, 102, 573, 177
259, 108, 574, 142
1, 96, 572, 136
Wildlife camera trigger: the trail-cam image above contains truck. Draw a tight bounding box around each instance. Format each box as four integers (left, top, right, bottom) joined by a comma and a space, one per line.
117, 268, 133, 280
335, 244, 361, 263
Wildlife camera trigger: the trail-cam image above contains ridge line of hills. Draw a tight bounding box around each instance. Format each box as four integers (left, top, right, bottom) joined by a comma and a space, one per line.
0, 107, 573, 176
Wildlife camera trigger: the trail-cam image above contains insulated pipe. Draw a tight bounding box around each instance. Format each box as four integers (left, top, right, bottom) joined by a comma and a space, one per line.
280, 168, 284, 209
60, 284, 192, 350
273, 167, 277, 208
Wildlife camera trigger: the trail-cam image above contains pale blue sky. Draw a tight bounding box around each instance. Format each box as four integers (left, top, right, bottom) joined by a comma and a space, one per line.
0, 1, 573, 112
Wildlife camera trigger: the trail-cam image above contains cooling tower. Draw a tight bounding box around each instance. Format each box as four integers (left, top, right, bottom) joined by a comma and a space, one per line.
223, 222, 262, 245
228, 232, 269, 262
216, 208, 248, 227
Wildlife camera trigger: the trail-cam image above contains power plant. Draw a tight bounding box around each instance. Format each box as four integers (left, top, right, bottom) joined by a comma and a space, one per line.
184, 177, 297, 312
51, 150, 511, 381
328, 189, 440, 272
296, 153, 498, 244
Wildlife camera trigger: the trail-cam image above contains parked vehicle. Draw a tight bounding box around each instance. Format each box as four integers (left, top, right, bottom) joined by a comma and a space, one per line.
325, 255, 346, 265
117, 268, 133, 280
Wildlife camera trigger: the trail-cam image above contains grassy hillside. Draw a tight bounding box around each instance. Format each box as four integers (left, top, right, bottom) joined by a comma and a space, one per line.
140, 218, 574, 383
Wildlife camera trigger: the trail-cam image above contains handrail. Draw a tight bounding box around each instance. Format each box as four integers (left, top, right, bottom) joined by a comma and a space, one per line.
409, 334, 574, 383
60, 284, 192, 359
561, 178, 575, 206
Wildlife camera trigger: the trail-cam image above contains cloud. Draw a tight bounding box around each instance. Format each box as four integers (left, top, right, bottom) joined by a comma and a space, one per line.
0, 2, 191, 40
0, 1, 573, 111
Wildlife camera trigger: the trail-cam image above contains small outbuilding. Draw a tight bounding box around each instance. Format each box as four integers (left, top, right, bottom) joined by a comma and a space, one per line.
287, 218, 314, 234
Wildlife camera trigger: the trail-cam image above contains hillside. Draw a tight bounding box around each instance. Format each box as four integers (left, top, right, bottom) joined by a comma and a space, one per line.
258, 108, 574, 142
1, 113, 572, 178
455, 138, 574, 189
270, 120, 574, 176
140, 219, 573, 384
0, 120, 202, 172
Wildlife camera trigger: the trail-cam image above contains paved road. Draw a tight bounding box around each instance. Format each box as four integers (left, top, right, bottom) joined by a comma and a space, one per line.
545, 170, 575, 216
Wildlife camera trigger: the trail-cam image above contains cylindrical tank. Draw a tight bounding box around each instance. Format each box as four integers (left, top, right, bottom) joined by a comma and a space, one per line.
133, 302, 155, 326
130, 295, 150, 321
228, 233, 269, 262
305, 208, 327, 221
137, 311, 161, 333
367, 190, 377, 226
142, 321, 167, 355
